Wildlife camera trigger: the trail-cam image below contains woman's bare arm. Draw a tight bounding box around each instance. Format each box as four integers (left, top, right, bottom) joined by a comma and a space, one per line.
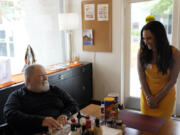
137, 50, 152, 97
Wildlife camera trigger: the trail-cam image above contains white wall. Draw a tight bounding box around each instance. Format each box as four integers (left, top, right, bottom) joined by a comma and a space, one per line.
69, 0, 124, 101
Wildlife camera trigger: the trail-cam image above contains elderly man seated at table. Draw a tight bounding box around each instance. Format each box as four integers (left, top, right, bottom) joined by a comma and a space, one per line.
3, 64, 79, 135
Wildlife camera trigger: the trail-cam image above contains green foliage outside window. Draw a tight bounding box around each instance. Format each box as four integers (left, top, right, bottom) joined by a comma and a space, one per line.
0, 1, 14, 14
151, 0, 173, 15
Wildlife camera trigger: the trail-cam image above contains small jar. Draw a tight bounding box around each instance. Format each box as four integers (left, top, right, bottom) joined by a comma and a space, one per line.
121, 123, 126, 133
101, 101, 105, 115
116, 120, 122, 129
106, 118, 113, 128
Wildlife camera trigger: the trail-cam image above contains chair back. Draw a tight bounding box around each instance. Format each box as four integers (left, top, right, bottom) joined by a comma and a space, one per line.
0, 84, 25, 125
0, 123, 14, 135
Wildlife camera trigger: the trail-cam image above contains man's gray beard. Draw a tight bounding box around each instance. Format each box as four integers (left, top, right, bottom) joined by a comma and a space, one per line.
39, 80, 50, 92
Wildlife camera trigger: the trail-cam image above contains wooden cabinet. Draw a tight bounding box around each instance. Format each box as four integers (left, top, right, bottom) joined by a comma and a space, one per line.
0, 62, 93, 124
48, 62, 93, 108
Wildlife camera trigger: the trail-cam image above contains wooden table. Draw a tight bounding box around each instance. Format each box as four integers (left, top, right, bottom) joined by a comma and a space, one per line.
81, 104, 180, 135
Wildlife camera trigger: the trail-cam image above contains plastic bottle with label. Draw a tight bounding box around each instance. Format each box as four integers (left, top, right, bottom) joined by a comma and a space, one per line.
69, 118, 77, 135
104, 97, 115, 121
93, 118, 102, 135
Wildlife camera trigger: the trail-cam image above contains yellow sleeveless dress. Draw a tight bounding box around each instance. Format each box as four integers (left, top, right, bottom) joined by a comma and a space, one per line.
140, 47, 177, 119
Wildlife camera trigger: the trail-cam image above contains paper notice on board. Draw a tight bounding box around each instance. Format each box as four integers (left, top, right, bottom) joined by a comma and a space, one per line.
84, 4, 95, 21
97, 4, 109, 21
83, 29, 93, 45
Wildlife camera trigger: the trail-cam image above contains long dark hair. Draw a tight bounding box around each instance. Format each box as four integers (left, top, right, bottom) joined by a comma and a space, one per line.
140, 21, 173, 75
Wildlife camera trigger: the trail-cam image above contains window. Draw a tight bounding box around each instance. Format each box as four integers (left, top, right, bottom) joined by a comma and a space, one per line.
0, 29, 14, 57
0, 0, 65, 74
0, 42, 7, 56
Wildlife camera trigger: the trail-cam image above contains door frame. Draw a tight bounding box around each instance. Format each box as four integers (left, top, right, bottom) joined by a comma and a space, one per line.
123, 0, 180, 111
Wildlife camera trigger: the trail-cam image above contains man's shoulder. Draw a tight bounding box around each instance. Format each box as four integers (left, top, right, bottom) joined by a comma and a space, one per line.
50, 85, 63, 92
49, 85, 66, 95
10, 87, 26, 97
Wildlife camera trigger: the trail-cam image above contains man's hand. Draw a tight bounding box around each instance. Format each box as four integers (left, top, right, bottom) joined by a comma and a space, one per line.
42, 117, 62, 131
57, 115, 67, 125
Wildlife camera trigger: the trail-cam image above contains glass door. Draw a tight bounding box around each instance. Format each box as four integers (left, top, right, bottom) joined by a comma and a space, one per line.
125, 0, 173, 110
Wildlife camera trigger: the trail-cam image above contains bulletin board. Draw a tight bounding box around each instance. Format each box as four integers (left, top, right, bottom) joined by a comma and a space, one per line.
81, 0, 112, 52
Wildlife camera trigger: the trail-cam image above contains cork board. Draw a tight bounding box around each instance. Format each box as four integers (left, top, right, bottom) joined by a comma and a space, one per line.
81, 0, 112, 52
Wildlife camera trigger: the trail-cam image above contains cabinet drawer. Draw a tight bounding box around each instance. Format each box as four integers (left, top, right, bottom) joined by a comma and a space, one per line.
66, 75, 92, 107
71, 63, 92, 77
48, 70, 72, 85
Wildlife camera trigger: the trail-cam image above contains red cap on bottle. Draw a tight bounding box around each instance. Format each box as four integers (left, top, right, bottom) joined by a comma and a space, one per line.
86, 119, 91, 129
86, 115, 90, 119
112, 111, 116, 117
71, 118, 76, 123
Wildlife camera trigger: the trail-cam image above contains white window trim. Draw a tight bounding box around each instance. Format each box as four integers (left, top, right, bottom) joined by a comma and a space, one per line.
172, 0, 180, 116
123, 0, 131, 108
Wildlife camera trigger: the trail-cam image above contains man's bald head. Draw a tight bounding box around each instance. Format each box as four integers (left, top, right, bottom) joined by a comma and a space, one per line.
24, 64, 49, 92
24, 64, 44, 84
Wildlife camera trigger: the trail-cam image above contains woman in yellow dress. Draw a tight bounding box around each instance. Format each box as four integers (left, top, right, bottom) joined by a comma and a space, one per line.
138, 21, 180, 119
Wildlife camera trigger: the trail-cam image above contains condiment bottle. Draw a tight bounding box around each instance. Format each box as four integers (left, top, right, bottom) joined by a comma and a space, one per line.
93, 118, 102, 135
69, 118, 77, 135
111, 111, 116, 128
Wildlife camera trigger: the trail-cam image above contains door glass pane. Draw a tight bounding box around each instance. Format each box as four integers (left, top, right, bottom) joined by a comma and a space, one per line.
0, 42, 7, 56
9, 43, 14, 57
130, 0, 173, 97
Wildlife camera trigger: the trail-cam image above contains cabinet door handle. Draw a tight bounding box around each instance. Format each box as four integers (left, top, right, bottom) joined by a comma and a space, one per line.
82, 68, 86, 72
59, 75, 64, 80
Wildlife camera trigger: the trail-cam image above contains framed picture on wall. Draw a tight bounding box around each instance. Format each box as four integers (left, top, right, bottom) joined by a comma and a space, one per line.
83, 29, 93, 45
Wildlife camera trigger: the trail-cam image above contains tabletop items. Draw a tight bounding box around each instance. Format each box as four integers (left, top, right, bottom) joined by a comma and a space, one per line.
102, 96, 126, 134
50, 100, 126, 135
66, 104, 180, 135
67, 111, 124, 135
67, 112, 101, 135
